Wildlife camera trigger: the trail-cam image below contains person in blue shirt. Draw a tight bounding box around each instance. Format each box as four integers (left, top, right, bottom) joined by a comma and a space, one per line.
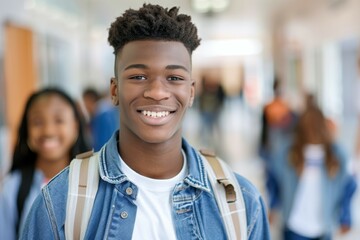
268, 95, 357, 240
82, 88, 119, 151
0, 88, 89, 240
21, 4, 270, 239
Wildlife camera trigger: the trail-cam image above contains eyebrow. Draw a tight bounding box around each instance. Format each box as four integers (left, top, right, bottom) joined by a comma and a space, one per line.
124, 64, 148, 70
166, 65, 189, 72
124, 64, 189, 72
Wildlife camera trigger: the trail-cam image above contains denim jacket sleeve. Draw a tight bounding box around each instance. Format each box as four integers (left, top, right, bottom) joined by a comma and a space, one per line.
339, 174, 357, 226
332, 143, 358, 227
265, 168, 280, 210
0, 172, 20, 240
19, 188, 60, 240
20, 168, 69, 240
235, 174, 271, 240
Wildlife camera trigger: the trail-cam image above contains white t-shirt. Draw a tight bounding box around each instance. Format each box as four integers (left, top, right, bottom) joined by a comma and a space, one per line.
119, 151, 187, 240
287, 144, 325, 237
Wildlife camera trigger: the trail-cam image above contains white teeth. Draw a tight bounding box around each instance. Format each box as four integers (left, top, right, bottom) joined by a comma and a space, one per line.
142, 110, 170, 118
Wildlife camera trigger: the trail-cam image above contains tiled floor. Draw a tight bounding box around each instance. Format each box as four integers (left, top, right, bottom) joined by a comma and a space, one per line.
184, 96, 360, 240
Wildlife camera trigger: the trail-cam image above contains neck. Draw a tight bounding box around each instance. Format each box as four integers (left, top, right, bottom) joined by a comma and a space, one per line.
118, 135, 184, 179
36, 157, 69, 179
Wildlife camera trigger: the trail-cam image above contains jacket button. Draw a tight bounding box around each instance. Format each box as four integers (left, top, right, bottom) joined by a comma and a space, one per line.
125, 187, 133, 195
120, 211, 128, 219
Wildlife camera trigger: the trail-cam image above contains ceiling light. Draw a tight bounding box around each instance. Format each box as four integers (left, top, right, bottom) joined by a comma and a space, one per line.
191, 0, 230, 14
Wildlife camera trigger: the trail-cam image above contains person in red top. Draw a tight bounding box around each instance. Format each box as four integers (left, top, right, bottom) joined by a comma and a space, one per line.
259, 77, 298, 209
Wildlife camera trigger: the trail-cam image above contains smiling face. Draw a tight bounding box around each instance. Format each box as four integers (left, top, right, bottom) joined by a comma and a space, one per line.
111, 40, 195, 145
27, 94, 79, 163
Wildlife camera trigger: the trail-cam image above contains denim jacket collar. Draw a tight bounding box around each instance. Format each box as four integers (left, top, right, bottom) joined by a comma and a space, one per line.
98, 131, 211, 192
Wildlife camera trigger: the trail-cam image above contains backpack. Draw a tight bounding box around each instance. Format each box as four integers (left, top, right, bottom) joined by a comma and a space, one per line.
65, 149, 247, 240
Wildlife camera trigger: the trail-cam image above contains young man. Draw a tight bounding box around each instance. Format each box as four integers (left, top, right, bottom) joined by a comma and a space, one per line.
21, 4, 270, 239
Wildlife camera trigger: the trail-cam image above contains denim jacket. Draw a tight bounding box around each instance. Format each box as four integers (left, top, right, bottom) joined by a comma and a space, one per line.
0, 169, 45, 240
21, 132, 270, 239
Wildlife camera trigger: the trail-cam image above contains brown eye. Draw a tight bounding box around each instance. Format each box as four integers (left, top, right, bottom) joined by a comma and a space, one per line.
29, 119, 43, 127
55, 117, 66, 124
130, 75, 146, 80
167, 76, 184, 81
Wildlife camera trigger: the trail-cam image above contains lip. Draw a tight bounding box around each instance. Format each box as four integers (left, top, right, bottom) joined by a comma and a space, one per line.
136, 105, 177, 112
136, 105, 176, 126
38, 138, 60, 150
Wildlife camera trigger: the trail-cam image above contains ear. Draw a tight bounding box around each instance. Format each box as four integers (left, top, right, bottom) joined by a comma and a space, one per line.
189, 80, 195, 107
110, 78, 119, 106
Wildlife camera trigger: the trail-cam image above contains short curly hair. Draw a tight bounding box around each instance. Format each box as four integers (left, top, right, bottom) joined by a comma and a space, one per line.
108, 4, 201, 55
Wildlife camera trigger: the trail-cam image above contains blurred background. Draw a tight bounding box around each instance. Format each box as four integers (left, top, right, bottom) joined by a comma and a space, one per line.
0, 0, 360, 239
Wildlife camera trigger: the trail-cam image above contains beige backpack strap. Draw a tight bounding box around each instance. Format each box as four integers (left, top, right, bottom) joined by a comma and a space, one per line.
65, 150, 99, 240
200, 149, 247, 240
200, 149, 237, 203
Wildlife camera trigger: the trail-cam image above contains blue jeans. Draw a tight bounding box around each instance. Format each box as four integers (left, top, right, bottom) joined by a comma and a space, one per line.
284, 228, 331, 240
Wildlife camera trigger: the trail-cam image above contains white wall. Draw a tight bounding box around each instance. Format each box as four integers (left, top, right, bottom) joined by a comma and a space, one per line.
272, 0, 360, 153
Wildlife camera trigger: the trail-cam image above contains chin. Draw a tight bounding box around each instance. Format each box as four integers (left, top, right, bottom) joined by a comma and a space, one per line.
141, 137, 170, 144
40, 153, 64, 162
139, 132, 177, 145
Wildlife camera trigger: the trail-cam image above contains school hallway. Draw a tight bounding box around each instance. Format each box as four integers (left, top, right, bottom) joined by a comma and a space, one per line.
183, 96, 360, 240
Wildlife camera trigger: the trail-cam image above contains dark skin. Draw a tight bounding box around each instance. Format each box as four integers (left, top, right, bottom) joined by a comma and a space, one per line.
28, 95, 79, 179
110, 40, 195, 179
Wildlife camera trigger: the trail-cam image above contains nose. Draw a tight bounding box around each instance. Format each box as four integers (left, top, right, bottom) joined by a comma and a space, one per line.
143, 79, 170, 100
42, 122, 56, 136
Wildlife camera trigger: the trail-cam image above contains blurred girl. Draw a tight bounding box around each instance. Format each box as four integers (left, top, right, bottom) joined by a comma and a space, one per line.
0, 88, 89, 239
268, 96, 357, 240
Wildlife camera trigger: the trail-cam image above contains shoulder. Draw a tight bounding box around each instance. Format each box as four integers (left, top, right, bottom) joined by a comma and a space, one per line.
42, 151, 99, 208
41, 167, 69, 211
1, 170, 21, 186
330, 143, 349, 170
0, 171, 21, 214
38, 167, 70, 225
233, 173, 270, 238
234, 173, 263, 206
331, 143, 347, 159
37, 166, 69, 204
0, 171, 21, 196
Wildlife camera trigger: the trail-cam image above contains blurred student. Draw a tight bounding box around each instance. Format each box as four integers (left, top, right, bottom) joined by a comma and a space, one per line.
259, 78, 297, 208
268, 95, 357, 240
82, 87, 119, 151
198, 75, 226, 148
0, 88, 89, 239
259, 77, 297, 164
